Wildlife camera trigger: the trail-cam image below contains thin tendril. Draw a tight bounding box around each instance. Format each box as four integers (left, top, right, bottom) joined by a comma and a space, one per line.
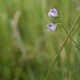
57, 23, 80, 50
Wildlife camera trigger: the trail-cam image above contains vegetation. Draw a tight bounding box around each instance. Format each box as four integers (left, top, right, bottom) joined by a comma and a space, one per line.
0, 0, 80, 80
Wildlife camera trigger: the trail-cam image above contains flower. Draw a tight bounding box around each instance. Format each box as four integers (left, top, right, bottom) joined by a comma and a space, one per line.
47, 23, 57, 31
48, 8, 58, 17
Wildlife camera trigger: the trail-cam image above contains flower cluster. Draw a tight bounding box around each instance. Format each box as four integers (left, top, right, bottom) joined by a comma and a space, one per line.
47, 8, 58, 31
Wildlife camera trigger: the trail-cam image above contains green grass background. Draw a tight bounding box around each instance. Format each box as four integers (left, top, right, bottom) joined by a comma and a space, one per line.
0, 0, 80, 80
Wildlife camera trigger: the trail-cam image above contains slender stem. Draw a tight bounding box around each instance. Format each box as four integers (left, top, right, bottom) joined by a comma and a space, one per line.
58, 23, 80, 50
57, 16, 80, 49
43, 15, 80, 80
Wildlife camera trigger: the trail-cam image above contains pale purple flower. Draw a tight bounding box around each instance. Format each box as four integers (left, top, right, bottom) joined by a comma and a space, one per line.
47, 23, 57, 31
48, 8, 58, 17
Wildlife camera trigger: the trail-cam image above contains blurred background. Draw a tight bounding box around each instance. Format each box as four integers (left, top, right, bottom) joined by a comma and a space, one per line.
0, 0, 80, 80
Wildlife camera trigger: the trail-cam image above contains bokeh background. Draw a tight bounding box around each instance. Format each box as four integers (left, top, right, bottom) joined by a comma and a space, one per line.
0, 0, 80, 80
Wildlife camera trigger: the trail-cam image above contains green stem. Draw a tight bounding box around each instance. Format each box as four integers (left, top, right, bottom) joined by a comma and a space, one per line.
57, 17, 80, 50
43, 15, 80, 80
60, 23, 80, 50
